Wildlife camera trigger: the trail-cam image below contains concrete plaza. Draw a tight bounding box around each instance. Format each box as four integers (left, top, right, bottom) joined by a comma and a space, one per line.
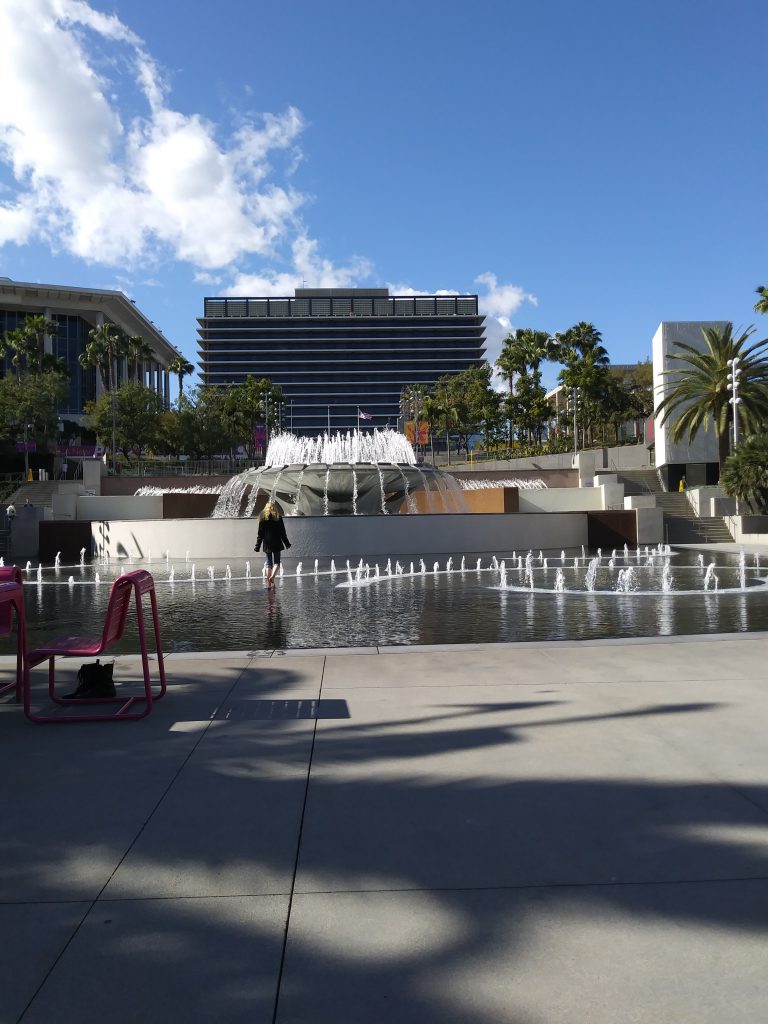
3, 634, 768, 1022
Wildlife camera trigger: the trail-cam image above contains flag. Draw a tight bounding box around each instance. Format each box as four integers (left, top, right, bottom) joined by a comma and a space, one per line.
358, 410, 373, 421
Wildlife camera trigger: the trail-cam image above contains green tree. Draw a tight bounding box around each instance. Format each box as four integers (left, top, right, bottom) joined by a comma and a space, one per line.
655, 323, 768, 471
155, 388, 235, 460
0, 370, 69, 445
434, 364, 501, 455
505, 373, 553, 444
86, 382, 164, 465
20, 314, 59, 372
222, 375, 282, 458
168, 353, 195, 401
754, 286, 768, 316
79, 322, 127, 392
126, 336, 154, 384
555, 322, 611, 447
721, 434, 768, 513
0, 326, 33, 379
496, 328, 556, 444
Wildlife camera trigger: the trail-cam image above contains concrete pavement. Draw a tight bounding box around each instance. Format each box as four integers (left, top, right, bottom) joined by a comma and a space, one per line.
3, 634, 768, 1022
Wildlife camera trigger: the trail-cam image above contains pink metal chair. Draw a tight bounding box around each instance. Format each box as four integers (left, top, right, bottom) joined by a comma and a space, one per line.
26, 569, 167, 723
0, 578, 26, 702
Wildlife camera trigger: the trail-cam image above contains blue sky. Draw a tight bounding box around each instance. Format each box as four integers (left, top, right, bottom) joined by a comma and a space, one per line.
0, 0, 765, 392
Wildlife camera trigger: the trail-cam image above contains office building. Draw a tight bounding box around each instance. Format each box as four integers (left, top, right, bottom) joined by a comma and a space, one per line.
0, 277, 180, 421
652, 321, 727, 487
197, 287, 486, 435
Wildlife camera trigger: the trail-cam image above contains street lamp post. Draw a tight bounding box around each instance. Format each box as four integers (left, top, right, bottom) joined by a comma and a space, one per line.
22, 422, 32, 479
111, 391, 117, 475
567, 387, 580, 456
727, 357, 742, 448
413, 390, 422, 461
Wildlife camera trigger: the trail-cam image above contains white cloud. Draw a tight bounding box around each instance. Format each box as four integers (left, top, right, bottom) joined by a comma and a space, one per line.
384, 283, 459, 297
474, 272, 538, 386
0, 0, 308, 269
226, 235, 373, 295
383, 274, 537, 387
474, 271, 537, 318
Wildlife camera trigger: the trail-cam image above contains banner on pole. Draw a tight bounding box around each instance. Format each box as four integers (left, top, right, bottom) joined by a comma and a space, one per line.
404, 421, 429, 444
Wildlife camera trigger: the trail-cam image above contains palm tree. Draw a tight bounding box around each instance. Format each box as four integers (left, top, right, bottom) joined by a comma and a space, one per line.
496, 330, 556, 445
79, 323, 126, 392
555, 323, 611, 447
0, 327, 31, 379
721, 434, 768, 513
168, 354, 195, 401
754, 286, 768, 315
126, 336, 154, 384
21, 314, 58, 372
516, 329, 556, 381
495, 333, 527, 387
655, 323, 768, 471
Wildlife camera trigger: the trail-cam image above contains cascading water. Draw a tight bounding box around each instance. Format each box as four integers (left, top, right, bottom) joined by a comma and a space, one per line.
210, 429, 465, 517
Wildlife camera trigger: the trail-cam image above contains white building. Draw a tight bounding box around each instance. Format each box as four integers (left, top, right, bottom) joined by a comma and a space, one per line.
651, 321, 727, 489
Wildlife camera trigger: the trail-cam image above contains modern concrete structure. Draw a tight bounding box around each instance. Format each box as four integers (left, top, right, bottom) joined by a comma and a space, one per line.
0, 277, 182, 421
197, 288, 486, 435
651, 321, 728, 489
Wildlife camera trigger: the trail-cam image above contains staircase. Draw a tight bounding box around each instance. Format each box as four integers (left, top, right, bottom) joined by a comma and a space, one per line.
612, 468, 664, 496
654, 492, 734, 543
5, 481, 83, 510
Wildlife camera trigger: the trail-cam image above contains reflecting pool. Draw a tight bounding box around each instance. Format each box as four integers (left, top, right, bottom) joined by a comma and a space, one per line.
13, 547, 768, 653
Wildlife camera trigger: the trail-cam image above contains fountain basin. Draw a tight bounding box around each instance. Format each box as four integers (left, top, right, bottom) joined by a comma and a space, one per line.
87, 512, 589, 561
213, 462, 466, 517
17, 548, 768, 653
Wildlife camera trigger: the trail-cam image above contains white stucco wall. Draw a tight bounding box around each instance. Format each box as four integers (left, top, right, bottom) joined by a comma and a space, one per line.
724, 515, 768, 543
77, 496, 163, 521
518, 486, 621, 514
624, 495, 656, 510
635, 508, 664, 544
687, 487, 737, 517
91, 514, 592, 561
652, 321, 727, 466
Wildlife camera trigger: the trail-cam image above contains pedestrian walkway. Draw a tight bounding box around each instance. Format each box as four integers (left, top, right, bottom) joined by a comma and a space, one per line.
3, 635, 768, 1023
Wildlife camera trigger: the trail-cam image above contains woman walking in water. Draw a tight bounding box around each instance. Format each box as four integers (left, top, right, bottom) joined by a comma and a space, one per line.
254, 502, 291, 589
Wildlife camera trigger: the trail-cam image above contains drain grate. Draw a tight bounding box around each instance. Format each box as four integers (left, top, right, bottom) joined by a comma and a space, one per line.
218, 698, 350, 721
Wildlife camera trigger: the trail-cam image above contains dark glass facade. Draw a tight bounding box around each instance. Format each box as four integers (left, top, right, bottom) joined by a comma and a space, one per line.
0, 309, 97, 415
197, 288, 486, 435
0, 280, 180, 421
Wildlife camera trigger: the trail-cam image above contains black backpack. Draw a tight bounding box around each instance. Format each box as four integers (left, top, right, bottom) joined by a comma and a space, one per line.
64, 660, 116, 700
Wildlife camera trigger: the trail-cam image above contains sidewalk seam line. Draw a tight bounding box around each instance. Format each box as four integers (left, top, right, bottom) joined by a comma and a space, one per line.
270, 654, 324, 1024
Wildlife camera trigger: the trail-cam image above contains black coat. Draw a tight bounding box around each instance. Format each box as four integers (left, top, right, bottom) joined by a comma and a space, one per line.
255, 517, 291, 553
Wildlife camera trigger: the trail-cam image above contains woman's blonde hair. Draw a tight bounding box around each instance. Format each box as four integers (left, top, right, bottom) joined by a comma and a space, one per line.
261, 502, 281, 520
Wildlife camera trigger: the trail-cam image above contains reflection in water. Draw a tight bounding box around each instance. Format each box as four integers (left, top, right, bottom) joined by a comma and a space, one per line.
13, 549, 768, 653
657, 594, 675, 636
264, 590, 288, 649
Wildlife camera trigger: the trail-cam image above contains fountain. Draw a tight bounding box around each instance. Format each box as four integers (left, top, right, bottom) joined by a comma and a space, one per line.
17, 544, 768, 655
615, 567, 637, 592
211, 429, 466, 517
